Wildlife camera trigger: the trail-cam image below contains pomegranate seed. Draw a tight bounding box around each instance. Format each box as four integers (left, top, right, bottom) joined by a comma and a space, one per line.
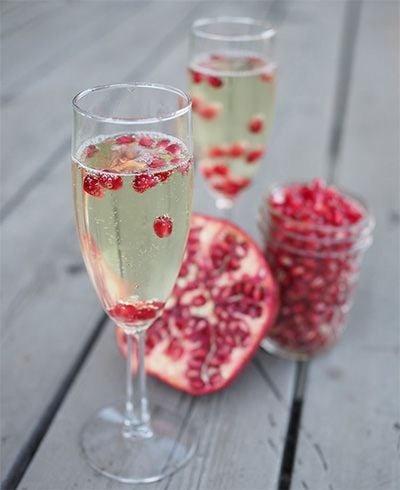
190, 68, 204, 84
156, 138, 170, 148
213, 164, 229, 176
153, 215, 173, 238
155, 170, 173, 183
165, 339, 184, 360
207, 145, 227, 158
228, 142, 247, 158
207, 75, 223, 88
116, 135, 135, 145
98, 171, 123, 190
248, 115, 264, 133
191, 95, 201, 112
83, 174, 104, 198
260, 72, 275, 83
139, 136, 154, 147
132, 173, 157, 193
149, 157, 165, 169
246, 147, 265, 163
198, 103, 221, 120
165, 143, 181, 155
85, 145, 98, 158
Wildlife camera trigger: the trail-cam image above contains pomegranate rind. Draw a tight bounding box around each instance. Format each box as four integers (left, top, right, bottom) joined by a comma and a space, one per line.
116, 213, 279, 395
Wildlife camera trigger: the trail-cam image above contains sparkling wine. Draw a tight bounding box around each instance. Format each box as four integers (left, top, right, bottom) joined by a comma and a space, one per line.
72, 132, 193, 328
189, 52, 276, 203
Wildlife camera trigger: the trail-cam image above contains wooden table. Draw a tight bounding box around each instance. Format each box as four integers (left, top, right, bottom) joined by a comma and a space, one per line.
1, 1, 399, 489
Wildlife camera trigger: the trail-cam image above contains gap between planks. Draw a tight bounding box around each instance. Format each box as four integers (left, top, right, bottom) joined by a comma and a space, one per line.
1, 313, 109, 490
276, 2, 364, 489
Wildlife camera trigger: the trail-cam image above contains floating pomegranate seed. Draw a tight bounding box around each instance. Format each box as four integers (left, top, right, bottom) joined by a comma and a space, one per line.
116, 213, 279, 395
155, 170, 173, 183
98, 171, 123, 190
246, 147, 265, 163
207, 75, 223, 88
260, 72, 275, 83
83, 174, 104, 198
228, 142, 247, 158
115, 135, 135, 145
153, 215, 173, 238
198, 103, 222, 120
201, 166, 214, 179
165, 143, 181, 155
139, 136, 154, 148
248, 115, 264, 133
85, 145, 98, 158
213, 164, 229, 176
191, 95, 201, 112
132, 173, 158, 193
190, 68, 204, 84
156, 138, 170, 149
149, 157, 165, 169
207, 145, 227, 158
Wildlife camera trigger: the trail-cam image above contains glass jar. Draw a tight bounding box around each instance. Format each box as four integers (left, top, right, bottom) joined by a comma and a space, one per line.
258, 183, 374, 360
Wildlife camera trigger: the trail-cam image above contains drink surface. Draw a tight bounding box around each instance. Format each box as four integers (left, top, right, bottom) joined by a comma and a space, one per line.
189, 52, 276, 204
72, 133, 193, 329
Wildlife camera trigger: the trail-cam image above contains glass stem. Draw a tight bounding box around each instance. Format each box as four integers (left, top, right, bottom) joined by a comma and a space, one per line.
123, 330, 152, 439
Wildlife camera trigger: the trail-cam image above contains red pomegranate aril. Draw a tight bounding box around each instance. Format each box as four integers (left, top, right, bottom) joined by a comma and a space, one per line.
153, 215, 173, 238
198, 104, 221, 120
207, 75, 223, 88
132, 173, 158, 193
85, 144, 98, 158
98, 171, 123, 190
213, 164, 229, 176
260, 72, 275, 83
228, 142, 247, 158
190, 69, 204, 84
116, 213, 279, 395
157, 138, 170, 148
155, 170, 172, 183
165, 143, 181, 155
207, 146, 227, 158
83, 174, 104, 198
248, 115, 264, 133
116, 135, 135, 145
139, 136, 154, 147
246, 147, 265, 163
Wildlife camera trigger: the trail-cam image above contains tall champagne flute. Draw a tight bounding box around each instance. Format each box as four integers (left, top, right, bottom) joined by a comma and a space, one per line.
71, 83, 196, 483
188, 17, 276, 214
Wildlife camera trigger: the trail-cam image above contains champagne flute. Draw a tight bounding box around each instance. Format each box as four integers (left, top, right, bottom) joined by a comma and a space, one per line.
71, 83, 196, 483
188, 17, 276, 215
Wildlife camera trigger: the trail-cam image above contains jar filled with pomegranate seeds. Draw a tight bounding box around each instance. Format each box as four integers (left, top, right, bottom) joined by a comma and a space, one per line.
258, 179, 374, 360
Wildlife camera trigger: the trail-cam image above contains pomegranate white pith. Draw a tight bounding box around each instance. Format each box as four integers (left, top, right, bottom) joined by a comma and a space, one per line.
116, 213, 278, 395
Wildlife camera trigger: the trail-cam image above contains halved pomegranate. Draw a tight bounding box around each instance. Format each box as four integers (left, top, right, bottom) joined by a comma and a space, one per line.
116, 213, 278, 395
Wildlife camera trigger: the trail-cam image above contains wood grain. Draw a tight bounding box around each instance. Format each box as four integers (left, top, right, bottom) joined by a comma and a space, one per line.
291, 2, 400, 489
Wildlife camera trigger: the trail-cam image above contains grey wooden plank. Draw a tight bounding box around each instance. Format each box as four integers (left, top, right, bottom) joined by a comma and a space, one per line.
0, 1, 135, 102
0, 0, 192, 212
0, 1, 62, 39
0, 1, 207, 484
17, 328, 295, 490
292, 2, 400, 490
17, 1, 346, 489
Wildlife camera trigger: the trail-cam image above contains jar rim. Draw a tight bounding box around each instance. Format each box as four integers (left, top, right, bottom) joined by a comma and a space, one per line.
262, 182, 375, 235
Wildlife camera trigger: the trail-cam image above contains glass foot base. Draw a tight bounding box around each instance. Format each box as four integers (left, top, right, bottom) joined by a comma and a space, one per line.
81, 404, 197, 484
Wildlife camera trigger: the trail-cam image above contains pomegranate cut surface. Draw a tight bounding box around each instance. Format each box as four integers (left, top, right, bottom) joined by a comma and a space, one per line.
117, 213, 278, 395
